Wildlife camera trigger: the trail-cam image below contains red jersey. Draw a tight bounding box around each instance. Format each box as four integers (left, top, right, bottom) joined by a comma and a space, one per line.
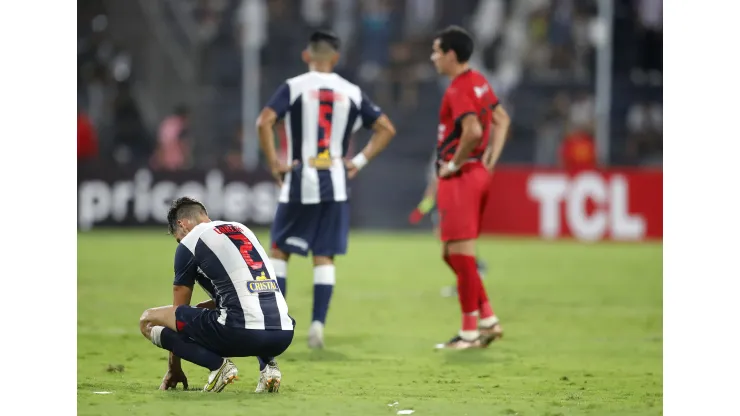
436, 69, 499, 166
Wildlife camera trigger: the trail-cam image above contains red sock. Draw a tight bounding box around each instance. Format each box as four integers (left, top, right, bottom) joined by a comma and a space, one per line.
478, 279, 495, 319
446, 254, 481, 332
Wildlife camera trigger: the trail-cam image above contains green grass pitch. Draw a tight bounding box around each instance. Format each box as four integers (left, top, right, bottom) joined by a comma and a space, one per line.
77, 229, 662, 416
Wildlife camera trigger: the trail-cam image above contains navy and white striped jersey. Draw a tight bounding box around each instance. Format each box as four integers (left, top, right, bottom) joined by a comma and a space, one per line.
265, 71, 382, 204
174, 221, 294, 331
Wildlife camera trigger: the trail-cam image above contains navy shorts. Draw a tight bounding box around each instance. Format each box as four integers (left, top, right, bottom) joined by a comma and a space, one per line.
175, 306, 294, 358
271, 201, 350, 257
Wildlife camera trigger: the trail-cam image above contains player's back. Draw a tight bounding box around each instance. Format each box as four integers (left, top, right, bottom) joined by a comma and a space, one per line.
437, 69, 498, 163
269, 71, 381, 204
178, 221, 293, 331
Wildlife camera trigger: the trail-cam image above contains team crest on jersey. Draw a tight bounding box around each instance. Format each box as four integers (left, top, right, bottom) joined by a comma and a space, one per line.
309, 149, 332, 169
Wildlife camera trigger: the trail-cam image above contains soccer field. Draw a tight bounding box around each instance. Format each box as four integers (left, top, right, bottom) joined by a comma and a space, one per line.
77, 230, 662, 416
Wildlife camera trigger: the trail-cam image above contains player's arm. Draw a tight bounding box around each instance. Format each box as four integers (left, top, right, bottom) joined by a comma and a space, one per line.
256, 83, 292, 185
448, 114, 483, 170
483, 104, 511, 171
441, 89, 483, 176
195, 299, 216, 309
346, 93, 396, 178
169, 244, 197, 371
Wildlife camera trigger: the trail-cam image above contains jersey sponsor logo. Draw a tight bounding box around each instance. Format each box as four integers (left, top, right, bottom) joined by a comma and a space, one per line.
246, 272, 279, 293
473, 85, 489, 98
308, 149, 333, 169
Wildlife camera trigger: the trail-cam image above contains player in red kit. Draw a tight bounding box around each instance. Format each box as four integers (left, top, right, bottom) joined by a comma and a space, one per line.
430, 26, 511, 350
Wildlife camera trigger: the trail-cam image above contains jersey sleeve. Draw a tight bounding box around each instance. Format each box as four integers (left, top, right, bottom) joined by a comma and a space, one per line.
265, 82, 291, 119
488, 86, 500, 110
447, 88, 478, 123
359, 92, 382, 129
173, 243, 198, 287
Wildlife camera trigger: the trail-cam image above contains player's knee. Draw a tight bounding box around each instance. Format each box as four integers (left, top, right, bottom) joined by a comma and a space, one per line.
313, 255, 333, 266
139, 309, 154, 339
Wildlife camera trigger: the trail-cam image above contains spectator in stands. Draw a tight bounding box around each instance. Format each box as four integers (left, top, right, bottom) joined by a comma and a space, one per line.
151, 105, 192, 171
559, 128, 597, 171
634, 0, 662, 77
78, 109, 99, 162
625, 101, 662, 166
535, 92, 570, 166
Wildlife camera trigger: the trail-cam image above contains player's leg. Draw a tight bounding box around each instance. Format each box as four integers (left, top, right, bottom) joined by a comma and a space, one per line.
435, 168, 486, 349
253, 329, 294, 393
307, 200, 350, 349
474, 174, 503, 345
139, 305, 229, 387
270, 202, 317, 297
214, 324, 294, 394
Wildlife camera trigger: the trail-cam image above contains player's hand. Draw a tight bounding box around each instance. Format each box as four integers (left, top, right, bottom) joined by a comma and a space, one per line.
408, 208, 424, 224
344, 159, 360, 179
159, 368, 189, 391
270, 160, 297, 187
438, 164, 456, 178
482, 147, 496, 173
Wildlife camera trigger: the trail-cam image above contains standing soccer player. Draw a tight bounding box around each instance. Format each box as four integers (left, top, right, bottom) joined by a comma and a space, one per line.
430, 26, 511, 349
256, 30, 396, 348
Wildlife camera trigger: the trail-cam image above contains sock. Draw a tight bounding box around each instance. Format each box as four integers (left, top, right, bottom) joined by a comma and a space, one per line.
257, 356, 274, 371
312, 264, 335, 324
272, 258, 288, 298
446, 254, 481, 334
153, 326, 223, 371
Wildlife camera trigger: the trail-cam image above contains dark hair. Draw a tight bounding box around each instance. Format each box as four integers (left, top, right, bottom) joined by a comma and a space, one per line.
309, 29, 340, 51
436, 25, 474, 63
167, 196, 207, 235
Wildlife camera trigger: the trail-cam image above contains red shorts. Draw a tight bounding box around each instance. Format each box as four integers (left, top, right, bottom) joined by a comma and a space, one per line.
437, 162, 492, 242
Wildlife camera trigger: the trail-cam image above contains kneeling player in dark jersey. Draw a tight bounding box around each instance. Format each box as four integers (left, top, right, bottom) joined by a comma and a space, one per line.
139, 197, 295, 393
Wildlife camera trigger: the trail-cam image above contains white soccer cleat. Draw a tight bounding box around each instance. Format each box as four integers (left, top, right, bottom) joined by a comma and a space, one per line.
203, 359, 238, 393
255, 361, 282, 393
307, 320, 325, 349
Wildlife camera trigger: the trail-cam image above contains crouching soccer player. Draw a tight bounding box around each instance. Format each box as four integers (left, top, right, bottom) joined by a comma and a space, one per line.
139, 197, 295, 393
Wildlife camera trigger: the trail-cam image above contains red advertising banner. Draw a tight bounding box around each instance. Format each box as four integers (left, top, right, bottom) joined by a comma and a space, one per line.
481, 167, 663, 241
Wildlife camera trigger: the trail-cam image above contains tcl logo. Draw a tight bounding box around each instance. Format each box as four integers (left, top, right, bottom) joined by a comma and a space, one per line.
527, 172, 646, 241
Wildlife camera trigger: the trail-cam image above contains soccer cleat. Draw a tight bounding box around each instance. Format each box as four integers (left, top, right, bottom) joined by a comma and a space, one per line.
203, 359, 238, 393
307, 320, 325, 349
255, 360, 282, 393
434, 334, 482, 350
479, 323, 504, 347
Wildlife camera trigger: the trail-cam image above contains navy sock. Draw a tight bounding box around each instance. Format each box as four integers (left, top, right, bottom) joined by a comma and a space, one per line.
312, 265, 335, 324
160, 328, 223, 371
312, 285, 334, 323
277, 277, 287, 297
257, 356, 274, 371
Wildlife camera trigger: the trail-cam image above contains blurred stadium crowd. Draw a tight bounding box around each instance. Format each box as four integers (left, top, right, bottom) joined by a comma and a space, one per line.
78, 0, 662, 171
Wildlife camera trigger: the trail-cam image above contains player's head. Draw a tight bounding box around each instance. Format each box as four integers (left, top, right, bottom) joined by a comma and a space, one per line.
431, 25, 474, 75
167, 196, 209, 243
302, 30, 341, 69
